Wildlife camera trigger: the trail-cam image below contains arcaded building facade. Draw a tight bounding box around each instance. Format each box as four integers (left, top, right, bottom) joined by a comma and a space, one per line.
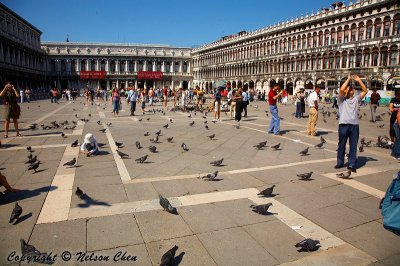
192, 0, 400, 95
42, 42, 192, 92
0, 3, 48, 91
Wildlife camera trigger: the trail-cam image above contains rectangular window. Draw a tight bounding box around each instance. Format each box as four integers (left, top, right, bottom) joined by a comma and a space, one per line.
390, 52, 398, 65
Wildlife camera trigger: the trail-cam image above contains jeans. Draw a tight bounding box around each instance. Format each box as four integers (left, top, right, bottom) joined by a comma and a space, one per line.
268, 105, 280, 134
391, 123, 400, 157
130, 101, 136, 115
243, 101, 248, 116
235, 101, 242, 122
370, 104, 378, 122
295, 102, 301, 118
337, 124, 359, 167
112, 100, 119, 114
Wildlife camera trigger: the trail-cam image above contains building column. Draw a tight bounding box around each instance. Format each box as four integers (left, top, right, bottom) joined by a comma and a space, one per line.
161, 61, 165, 72
116, 80, 119, 89
135, 80, 138, 89
153, 61, 156, 71
105, 60, 109, 72
76, 59, 80, 71
170, 61, 174, 73
125, 60, 129, 73
86, 60, 90, 71
116, 60, 120, 73
96, 60, 100, 71
134, 60, 138, 72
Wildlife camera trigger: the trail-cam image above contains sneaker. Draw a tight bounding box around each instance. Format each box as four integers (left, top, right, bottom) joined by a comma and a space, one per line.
347, 167, 357, 173
334, 164, 344, 169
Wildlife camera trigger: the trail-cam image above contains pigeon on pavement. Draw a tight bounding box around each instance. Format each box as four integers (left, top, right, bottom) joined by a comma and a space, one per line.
150, 135, 159, 143
160, 245, 179, 266
359, 144, 364, 152
210, 158, 224, 166
115, 141, 124, 148
135, 155, 148, 163
201, 171, 219, 180
207, 134, 215, 140
320, 136, 326, 144
25, 155, 37, 164
20, 239, 41, 256
258, 185, 275, 197
181, 142, 189, 151
71, 139, 79, 147
295, 238, 321, 252
336, 170, 352, 179
166, 137, 173, 143
315, 142, 324, 148
189, 121, 195, 126
250, 203, 272, 215
27, 146, 32, 152
9, 202, 22, 223
300, 147, 309, 156
75, 187, 84, 199
148, 146, 157, 153
135, 141, 142, 149
99, 128, 106, 133
159, 194, 178, 214
144, 132, 149, 136
155, 129, 161, 136
297, 171, 313, 180
28, 161, 40, 172
116, 150, 129, 159
254, 143, 265, 150
163, 124, 169, 129
63, 158, 77, 167
271, 143, 281, 150
61, 133, 66, 138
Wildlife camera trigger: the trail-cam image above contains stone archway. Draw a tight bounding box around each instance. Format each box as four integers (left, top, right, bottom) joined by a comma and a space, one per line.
316, 77, 326, 90
295, 78, 304, 91
232, 81, 237, 89
237, 81, 243, 88
249, 80, 255, 89
255, 80, 262, 92
286, 78, 294, 95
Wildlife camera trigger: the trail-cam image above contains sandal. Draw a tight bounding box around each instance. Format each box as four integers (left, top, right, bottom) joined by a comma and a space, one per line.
4, 135, 8, 138
16, 133, 21, 137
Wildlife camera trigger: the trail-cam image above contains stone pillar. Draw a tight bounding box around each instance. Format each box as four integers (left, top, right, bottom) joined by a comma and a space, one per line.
116, 60, 120, 73
170, 61, 174, 73
179, 61, 183, 73
161, 61, 165, 72
187, 61, 191, 73
76, 59, 80, 71
86, 60, 90, 71
143, 61, 147, 71
96, 60, 100, 71
116, 80, 119, 89
135, 80, 138, 89
105, 60, 109, 72
106, 80, 110, 90
125, 60, 129, 73
153, 61, 156, 71
134, 60, 138, 72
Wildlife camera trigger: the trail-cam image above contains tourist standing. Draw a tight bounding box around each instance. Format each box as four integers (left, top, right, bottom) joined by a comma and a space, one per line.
127, 87, 138, 116
24, 86, 31, 103
51, 87, 58, 103
163, 86, 168, 108
389, 89, 400, 142
228, 88, 236, 118
181, 88, 187, 111
370, 88, 381, 123
307, 86, 321, 136
213, 87, 222, 122
140, 89, 146, 115
0, 82, 21, 137
148, 87, 154, 106
234, 87, 243, 128
112, 89, 120, 117
268, 81, 284, 135
242, 87, 249, 117
335, 74, 368, 172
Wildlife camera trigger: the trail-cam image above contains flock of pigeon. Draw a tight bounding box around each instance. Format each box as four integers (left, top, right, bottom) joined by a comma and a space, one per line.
10, 100, 388, 264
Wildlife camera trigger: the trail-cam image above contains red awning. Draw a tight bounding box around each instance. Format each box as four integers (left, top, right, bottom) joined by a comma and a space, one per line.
138, 71, 163, 80
80, 71, 106, 80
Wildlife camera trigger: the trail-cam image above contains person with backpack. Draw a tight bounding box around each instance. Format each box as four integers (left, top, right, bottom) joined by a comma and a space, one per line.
380, 171, 400, 235
370, 88, 381, 123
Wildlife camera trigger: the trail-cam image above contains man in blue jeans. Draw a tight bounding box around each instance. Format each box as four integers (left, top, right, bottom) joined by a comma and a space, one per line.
268, 81, 284, 135
335, 73, 368, 173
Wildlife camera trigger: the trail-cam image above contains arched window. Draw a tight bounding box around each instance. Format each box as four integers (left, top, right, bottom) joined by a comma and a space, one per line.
358, 22, 365, 41
381, 46, 388, 66
344, 26, 350, 42
324, 30, 330, 45
383, 17, 391, 36
356, 49, 362, 67
335, 52, 341, 69
366, 20, 373, 39
342, 52, 347, 68
331, 29, 336, 45
372, 48, 379, 66
374, 18, 382, 38
313, 33, 318, 48
318, 31, 323, 46
364, 48, 370, 67
351, 24, 357, 41
307, 34, 312, 48
394, 14, 400, 35
390, 45, 398, 66
349, 51, 354, 68
337, 27, 343, 43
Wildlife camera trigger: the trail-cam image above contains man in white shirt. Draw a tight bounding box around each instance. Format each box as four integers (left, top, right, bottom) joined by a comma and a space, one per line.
307, 86, 321, 136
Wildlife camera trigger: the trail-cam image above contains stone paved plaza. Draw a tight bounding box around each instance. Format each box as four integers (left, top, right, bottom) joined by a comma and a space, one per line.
1, 96, 400, 266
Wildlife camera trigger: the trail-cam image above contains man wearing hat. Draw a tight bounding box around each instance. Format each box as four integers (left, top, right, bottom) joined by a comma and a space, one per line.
80, 133, 99, 156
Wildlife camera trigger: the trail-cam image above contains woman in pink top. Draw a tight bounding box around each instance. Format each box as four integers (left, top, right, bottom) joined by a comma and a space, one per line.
112, 89, 120, 117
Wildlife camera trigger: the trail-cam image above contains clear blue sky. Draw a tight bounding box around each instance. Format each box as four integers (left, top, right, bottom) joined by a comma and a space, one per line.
2, 0, 337, 47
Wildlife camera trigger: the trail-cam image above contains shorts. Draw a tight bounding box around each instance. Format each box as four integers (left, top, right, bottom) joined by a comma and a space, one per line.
214, 101, 220, 112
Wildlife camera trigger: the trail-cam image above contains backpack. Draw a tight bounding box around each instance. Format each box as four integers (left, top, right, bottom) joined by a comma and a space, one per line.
380, 171, 400, 235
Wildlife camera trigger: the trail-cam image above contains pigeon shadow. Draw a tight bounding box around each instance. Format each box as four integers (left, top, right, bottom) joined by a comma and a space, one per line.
258, 193, 278, 198
1, 143, 20, 148
13, 212, 33, 225
0, 186, 58, 204
300, 154, 310, 156
33, 168, 48, 174
0, 167, 5, 170
298, 178, 315, 181
251, 210, 276, 216
316, 131, 330, 136
204, 178, 223, 182
96, 151, 110, 156
280, 129, 299, 134
212, 164, 226, 167
172, 252, 186, 266
357, 156, 378, 168
77, 194, 111, 208
141, 161, 154, 164
242, 118, 258, 122
21, 132, 63, 137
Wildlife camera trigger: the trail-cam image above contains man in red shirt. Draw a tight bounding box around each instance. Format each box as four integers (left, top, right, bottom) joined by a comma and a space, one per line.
163, 86, 168, 108
268, 81, 284, 135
